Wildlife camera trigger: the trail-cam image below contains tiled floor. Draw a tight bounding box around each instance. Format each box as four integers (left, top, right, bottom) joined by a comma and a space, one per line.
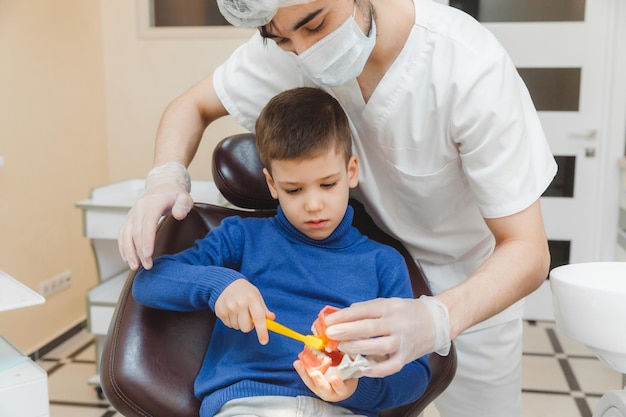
37, 320, 623, 417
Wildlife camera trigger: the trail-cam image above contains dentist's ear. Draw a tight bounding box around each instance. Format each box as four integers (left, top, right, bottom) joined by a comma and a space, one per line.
263, 168, 279, 199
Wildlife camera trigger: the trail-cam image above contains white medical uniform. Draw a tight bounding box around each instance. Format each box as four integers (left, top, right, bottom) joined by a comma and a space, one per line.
214, 0, 557, 415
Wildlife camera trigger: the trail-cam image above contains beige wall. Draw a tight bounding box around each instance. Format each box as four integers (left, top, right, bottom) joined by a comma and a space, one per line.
101, 0, 251, 182
0, 0, 108, 352
0, 0, 251, 353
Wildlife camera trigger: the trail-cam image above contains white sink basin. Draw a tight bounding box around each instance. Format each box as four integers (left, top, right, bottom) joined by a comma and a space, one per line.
550, 262, 626, 374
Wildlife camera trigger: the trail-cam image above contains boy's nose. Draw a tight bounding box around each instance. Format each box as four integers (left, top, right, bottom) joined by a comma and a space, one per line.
304, 193, 323, 212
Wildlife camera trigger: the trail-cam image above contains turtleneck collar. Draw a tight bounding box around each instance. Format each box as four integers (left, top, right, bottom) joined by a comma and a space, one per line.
274, 205, 360, 249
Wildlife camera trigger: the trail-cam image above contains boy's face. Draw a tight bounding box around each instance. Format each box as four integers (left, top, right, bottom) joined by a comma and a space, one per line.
264, 149, 358, 240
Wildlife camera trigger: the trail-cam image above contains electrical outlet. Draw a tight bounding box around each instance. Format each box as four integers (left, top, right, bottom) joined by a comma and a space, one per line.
39, 270, 72, 298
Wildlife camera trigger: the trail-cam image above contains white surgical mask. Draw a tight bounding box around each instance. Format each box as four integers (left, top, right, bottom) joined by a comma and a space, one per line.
289, 3, 376, 87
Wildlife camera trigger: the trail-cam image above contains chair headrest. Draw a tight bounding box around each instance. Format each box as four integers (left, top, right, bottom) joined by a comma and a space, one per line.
212, 133, 278, 210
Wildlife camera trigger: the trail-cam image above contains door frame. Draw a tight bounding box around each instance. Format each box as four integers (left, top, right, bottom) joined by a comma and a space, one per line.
596, 0, 626, 263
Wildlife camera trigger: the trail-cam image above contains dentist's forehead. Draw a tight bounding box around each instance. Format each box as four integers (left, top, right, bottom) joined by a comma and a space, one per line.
216, 0, 316, 28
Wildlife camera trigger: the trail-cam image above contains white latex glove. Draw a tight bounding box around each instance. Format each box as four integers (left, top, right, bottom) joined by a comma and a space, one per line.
118, 162, 193, 270
324, 295, 451, 378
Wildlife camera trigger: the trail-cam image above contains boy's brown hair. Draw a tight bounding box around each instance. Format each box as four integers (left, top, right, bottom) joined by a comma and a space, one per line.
255, 87, 352, 172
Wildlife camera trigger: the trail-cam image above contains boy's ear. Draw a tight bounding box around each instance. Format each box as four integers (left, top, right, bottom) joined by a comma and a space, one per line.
348, 156, 359, 189
263, 168, 279, 199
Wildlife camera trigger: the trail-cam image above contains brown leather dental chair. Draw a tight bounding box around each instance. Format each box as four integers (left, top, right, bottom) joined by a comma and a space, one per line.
100, 133, 456, 417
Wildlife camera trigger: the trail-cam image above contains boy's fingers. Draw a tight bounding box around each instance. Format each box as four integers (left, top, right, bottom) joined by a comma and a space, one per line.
250, 306, 273, 345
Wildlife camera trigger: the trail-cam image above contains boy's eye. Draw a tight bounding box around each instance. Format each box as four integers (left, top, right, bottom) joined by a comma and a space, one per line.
321, 182, 337, 189
285, 187, 301, 195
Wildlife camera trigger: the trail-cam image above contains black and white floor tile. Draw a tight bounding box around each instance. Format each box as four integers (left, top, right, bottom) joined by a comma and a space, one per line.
35, 320, 623, 417
34, 327, 121, 417
518, 320, 623, 417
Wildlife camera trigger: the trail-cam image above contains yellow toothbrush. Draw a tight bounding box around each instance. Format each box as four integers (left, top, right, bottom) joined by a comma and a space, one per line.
265, 318, 325, 350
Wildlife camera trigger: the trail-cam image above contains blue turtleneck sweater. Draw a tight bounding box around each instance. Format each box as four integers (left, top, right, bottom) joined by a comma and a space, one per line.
133, 205, 431, 417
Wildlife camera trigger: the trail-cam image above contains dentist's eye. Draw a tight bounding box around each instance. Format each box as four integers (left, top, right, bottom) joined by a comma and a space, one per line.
306, 20, 326, 34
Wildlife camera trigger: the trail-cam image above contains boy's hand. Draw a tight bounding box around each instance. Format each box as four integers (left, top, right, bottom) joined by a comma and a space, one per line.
293, 359, 358, 402
215, 279, 275, 344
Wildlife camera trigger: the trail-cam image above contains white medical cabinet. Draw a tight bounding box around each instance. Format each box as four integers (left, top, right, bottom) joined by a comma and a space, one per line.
0, 270, 49, 417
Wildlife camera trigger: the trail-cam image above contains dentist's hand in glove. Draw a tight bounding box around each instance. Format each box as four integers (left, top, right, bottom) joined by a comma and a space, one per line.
118, 162, 194, 271
324, 295, 451, 378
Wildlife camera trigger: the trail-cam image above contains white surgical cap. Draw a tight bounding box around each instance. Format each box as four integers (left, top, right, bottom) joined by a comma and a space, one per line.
217, 0, 315, 28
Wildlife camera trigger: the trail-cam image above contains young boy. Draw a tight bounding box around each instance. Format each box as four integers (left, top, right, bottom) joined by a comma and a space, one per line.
132, 87, 431, 417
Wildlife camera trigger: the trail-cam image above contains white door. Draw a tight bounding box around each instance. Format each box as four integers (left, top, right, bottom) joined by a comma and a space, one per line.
448, 0, 626, 320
